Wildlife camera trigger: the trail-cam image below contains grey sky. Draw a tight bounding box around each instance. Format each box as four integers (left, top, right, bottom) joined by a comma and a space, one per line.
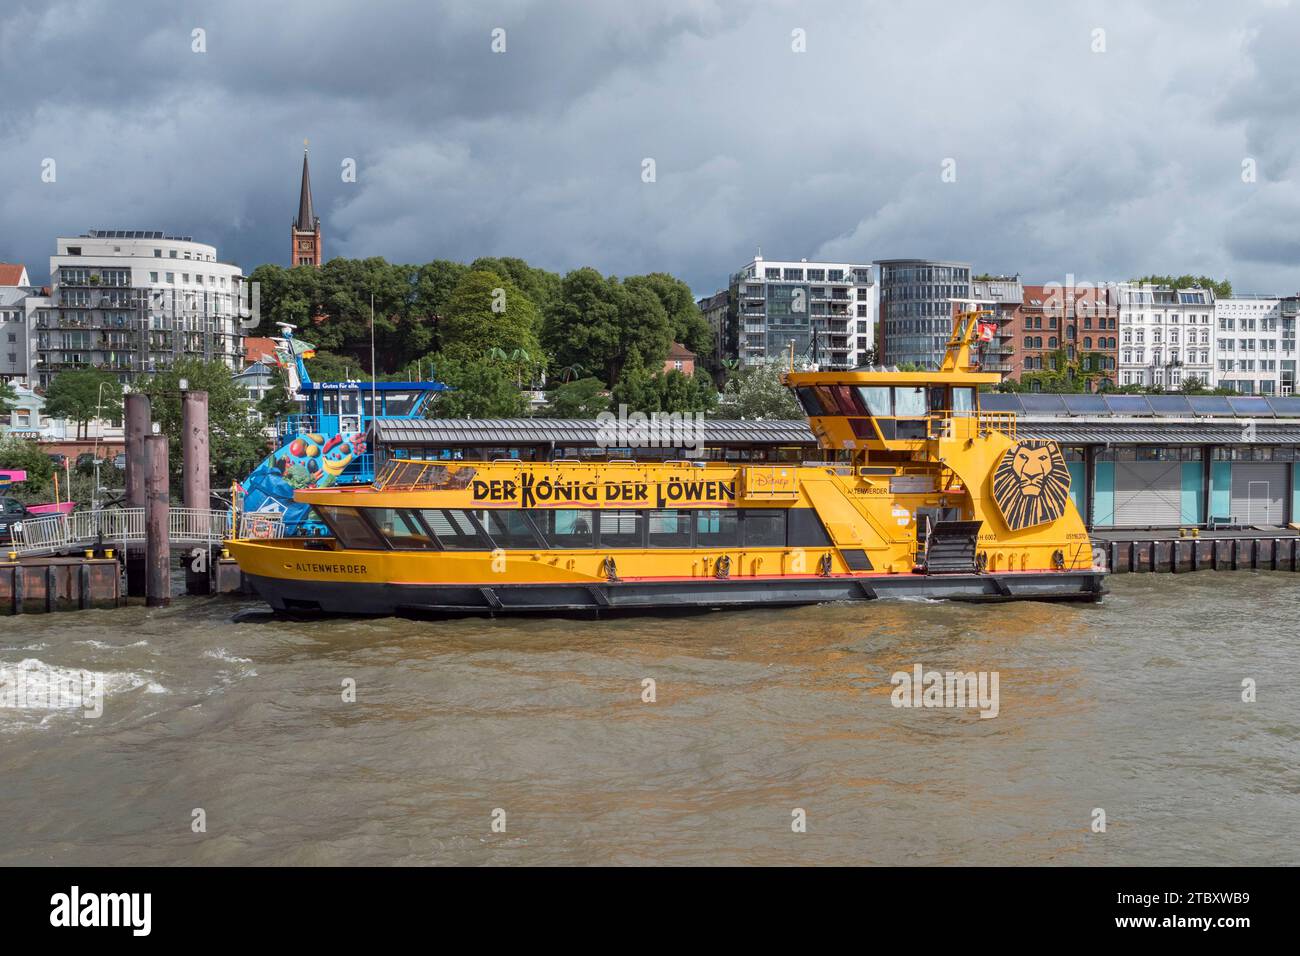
1, 0, 1297, 295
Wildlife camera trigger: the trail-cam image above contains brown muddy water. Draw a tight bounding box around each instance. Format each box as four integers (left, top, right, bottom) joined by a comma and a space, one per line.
1, 574, 1296, 865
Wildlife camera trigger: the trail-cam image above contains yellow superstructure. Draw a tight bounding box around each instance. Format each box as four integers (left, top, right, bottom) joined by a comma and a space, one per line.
229, 310, 1105, 615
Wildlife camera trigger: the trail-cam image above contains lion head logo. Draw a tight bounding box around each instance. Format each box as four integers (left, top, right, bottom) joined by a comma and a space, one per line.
991, 440, 1071, 531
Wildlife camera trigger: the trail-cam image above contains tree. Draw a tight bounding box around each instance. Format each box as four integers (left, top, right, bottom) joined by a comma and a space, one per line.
42, 369, 123, 439
543, 268, 673, 386
439, 270, 541, 374
0, 435, 55, 497
625, 273, 714, 362
608, 350, 660, 413
654, 369, 719, 415
424, 355, 528, 418
1129, 274, 1232, 298
715, 364, 803, 419
0, 379, 16, 417
137, 359, 270, 493
543, 376, 609, 418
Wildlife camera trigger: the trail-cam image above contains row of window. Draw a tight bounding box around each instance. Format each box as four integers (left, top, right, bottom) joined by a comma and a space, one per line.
794, 384, 976, 419
317, 506, 833, 552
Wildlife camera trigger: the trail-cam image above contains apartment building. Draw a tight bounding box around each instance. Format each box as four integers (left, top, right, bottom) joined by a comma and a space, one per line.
876, 259, 971, 368
727, 256, 874, 370
1213, 295, 1298, 395
967, 276, 1022, 379
36, 230, 246, 388
696, 290, 729, 369
1117, 284, 1215, 390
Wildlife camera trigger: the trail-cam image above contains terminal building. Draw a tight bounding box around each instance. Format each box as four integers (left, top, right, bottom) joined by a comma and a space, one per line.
369, 394, 1300, 532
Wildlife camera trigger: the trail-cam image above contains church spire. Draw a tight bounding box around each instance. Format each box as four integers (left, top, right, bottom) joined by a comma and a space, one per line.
291, 144, 322, 267
296, 148, 316, 232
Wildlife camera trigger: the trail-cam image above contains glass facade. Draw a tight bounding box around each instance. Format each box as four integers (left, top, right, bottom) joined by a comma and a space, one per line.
878, 260, 971, 368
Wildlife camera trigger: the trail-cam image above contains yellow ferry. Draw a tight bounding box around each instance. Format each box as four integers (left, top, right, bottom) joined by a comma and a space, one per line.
229, 310, 1106, 615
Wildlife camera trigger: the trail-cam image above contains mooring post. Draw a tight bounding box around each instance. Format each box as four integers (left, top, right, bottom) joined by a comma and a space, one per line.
181, 390, 210, 511
124, 393, 151, 597
145, 433, 170, 607
182, 390, 212, 592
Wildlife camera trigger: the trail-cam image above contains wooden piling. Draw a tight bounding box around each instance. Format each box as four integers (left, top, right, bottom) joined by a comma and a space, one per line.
145, 433, 170, 607
182, 390, 210, 511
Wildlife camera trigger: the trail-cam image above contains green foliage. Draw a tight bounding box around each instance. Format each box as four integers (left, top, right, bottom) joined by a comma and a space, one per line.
439, 270, 541, 371
543, 376, 609, 418
624, 273, 714, 363
0, 435, 55, 497
42, 369, 123, 439
257, 365, 297, 422
715, 365, 804, 420
542, 268, 673, 385
654, 370, 719, 415
1129, 274, 1232, 298
137, 358, 270, 492
0, 379, 17, 417
425, 355, 528, 418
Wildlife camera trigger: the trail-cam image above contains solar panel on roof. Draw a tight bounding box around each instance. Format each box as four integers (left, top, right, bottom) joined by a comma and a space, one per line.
1266, 397, 1300, 417
1188, 395, 1231, 416
1146, 395, 1193, 416
1103, 395, 1152, 415
978, 393, 1022, 413
1018, 393, 1068, 414
1061, 394, 1108, 414
1228, 396, 1273, 417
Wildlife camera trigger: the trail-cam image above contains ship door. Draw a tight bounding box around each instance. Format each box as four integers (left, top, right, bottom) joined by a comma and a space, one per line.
340, 389, 361, 436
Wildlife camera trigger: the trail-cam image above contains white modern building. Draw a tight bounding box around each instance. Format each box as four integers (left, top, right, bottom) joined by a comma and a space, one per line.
35, 230, 246, 389
727, 256, 875, 370
1213, 295, 1297, 395
1117, 284, 1215, 389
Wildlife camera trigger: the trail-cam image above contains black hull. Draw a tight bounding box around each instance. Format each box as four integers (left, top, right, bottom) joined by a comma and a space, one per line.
244, 571, 1107, 617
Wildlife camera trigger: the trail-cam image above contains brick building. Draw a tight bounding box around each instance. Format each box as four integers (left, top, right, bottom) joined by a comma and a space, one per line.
1016, 284, 1118, 388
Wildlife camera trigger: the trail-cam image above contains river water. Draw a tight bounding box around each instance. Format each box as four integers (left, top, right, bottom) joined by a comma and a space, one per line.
1, 574, 1296, 866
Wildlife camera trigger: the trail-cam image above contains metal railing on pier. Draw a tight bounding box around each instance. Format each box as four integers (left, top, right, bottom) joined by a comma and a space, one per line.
7, 507, 276, 557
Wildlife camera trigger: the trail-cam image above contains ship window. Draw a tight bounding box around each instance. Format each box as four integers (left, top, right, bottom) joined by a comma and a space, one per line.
788, 508, 832, 547
317, 506, 386, 550
598, 510, 645, 548
854, 386, 891, 416
420, 509, 490, 550
529, 509, 595, 548
647, 509, 693, 547
743, 509, 786, 546
893, 386, 927, 417
476, 509, 544, 549
366, 508, 438, 549
795, 387, 828, 416
952, 387, 975, 415
696, 509, 739, 547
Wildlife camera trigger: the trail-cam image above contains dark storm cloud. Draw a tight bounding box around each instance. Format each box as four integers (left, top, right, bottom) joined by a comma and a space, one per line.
1, 0, 1297, 294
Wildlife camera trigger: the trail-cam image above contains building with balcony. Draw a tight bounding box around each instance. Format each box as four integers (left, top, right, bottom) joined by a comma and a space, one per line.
0, 287, 34, 382
967, 275, 1022, 380
726, 256, 874, 370
1016, 283, 1118, 387
1117, 284, 1214, 390
35, 230, 246, 388
1213, 295, 1298, 396
876, 258, 970, 368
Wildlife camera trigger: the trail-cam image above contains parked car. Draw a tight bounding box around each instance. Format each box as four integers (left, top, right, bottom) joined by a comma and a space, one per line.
0, 495, 34, 545
47, 452, 68, 468
112, 453, 127, 471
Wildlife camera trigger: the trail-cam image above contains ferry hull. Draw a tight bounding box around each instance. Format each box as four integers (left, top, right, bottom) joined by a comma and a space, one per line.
243, 570, 1106, 616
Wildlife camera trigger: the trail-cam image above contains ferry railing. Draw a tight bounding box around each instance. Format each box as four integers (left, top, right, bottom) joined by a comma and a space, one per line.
235, 512, 286, 540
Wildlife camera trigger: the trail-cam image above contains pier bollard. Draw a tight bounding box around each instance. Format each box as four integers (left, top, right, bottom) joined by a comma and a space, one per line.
125, 393, 151, 510
145, 433, 171, 608
182, 389, 210, 522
